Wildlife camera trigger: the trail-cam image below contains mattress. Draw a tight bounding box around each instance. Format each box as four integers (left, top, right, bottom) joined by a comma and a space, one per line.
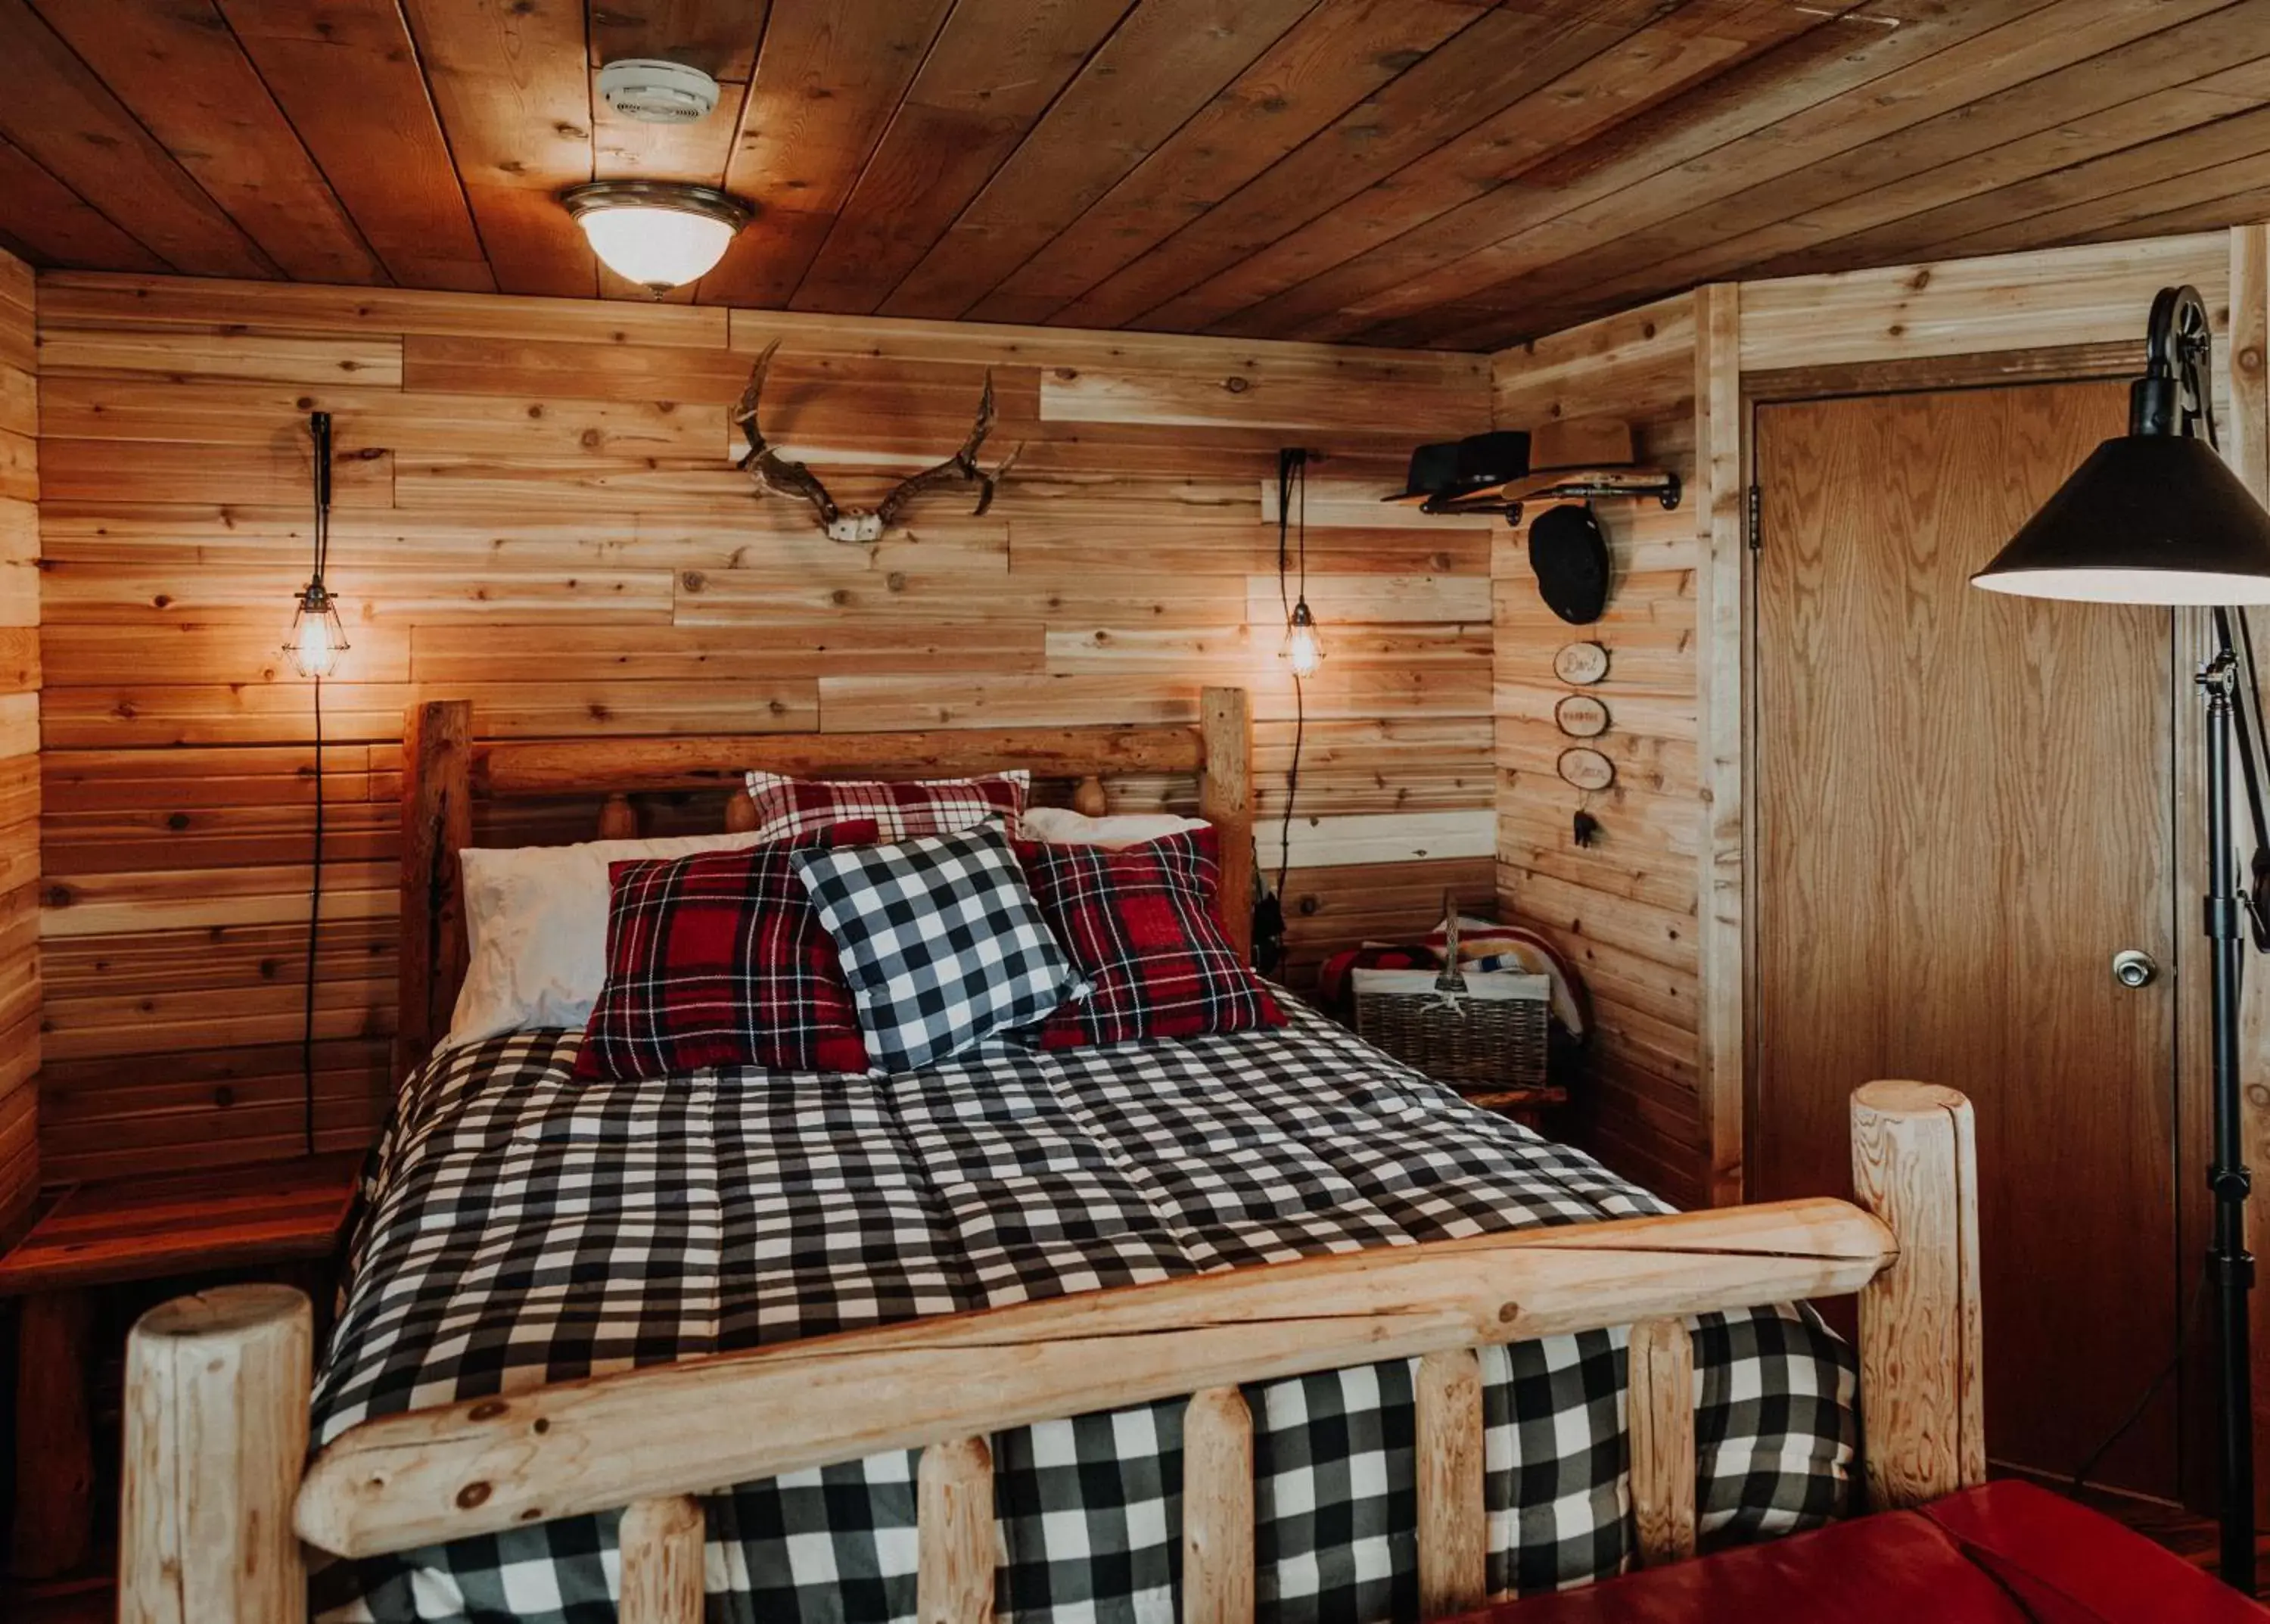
310, 1000, 1855, 1624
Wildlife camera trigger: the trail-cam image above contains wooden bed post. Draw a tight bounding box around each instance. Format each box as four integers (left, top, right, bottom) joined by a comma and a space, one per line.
1850, 1080, 1984, 1510
396, 699, 472, 1083
120, 1286, 312, 1624
1200, 686, 1254, 964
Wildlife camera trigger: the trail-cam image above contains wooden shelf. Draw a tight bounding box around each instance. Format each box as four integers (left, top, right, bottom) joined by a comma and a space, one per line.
1457, 1085, 1569, 1112
0, 1151, 363, 1299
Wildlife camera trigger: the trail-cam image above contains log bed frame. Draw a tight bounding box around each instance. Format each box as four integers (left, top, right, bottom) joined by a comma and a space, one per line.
116, 690, 1986, 1624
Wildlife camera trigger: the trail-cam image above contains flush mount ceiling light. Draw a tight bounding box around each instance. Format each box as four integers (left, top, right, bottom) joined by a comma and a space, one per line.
561, 179, 753, 294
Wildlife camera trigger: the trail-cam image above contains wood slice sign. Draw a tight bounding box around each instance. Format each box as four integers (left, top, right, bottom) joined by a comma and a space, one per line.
1553, 641, 1609, 685
1557, 747, 1615, 792
1554, 693, 1609, 739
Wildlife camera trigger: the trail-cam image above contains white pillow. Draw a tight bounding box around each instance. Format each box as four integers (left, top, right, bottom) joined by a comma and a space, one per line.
1017, 807, 1211, 848
443, 830, 770, 1050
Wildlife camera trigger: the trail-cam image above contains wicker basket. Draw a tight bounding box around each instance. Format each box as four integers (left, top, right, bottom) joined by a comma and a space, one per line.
1351, 905, 1550, 1091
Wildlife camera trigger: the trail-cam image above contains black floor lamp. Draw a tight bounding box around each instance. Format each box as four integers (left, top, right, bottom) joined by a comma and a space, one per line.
1974, 285, 2270, 1590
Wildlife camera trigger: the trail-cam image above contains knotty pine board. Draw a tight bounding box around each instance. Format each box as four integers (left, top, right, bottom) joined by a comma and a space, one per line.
34, 272, 1490, 1182
0, 247, 34, 1230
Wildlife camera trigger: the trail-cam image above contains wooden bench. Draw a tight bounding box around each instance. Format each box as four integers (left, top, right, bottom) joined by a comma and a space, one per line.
0, 1153, 362, 1581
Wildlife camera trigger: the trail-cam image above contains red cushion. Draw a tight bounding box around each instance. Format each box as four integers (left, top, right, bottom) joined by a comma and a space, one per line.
573, 830, 875, 1081
1454, 1482, 2267, 1624
1016, 827, 1285, 1049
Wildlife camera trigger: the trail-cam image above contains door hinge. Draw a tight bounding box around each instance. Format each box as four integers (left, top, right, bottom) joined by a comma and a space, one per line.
1746, 484, 1762, 551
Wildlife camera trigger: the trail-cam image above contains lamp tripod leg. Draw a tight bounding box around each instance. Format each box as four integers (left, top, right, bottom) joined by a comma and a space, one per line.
2203, 649, 2257, 1592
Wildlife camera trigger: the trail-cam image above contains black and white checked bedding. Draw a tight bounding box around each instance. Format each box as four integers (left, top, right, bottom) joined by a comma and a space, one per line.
311, 1000, 1856, 1624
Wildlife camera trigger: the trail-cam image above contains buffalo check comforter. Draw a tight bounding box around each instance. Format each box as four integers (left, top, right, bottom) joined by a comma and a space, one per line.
311, 1000, 1855, 1624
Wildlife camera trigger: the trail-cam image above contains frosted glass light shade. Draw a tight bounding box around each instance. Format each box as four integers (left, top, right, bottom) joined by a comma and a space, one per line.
562, 182, 752, 293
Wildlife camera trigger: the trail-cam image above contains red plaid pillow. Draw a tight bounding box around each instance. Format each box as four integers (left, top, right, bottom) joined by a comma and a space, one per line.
1018, 826, 1284, 1049
743, 770, 1025, 844
574, 829, 876, 1080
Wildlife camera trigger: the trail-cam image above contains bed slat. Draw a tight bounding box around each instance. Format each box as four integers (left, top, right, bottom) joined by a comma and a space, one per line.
1626, 1317, 1696, 1566
919, 1436, 996, 1624
1182, 1386, 1255, 1624
619, 1494, 705, 1624
1415, 1346, 1485, 1619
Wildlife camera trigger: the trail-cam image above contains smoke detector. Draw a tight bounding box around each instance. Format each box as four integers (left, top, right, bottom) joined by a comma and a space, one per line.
597, 58, 721, 124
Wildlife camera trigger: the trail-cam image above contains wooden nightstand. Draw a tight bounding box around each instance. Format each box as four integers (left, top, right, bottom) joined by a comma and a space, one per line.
1456, 1084, 1569, 1131
0, 1153, 362, 1583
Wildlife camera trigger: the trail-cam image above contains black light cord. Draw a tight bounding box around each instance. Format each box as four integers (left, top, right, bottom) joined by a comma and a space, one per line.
1274, 449, 1308, 897
2070, 1252, 2210, 1495
300, 409, 331, 1159
303, 674, 323, 1156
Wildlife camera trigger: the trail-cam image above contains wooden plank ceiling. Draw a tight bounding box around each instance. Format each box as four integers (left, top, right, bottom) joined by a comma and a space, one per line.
1, 0, 2268, 350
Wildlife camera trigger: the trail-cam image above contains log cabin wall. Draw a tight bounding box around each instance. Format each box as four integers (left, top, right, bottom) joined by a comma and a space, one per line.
0, 249, 37, 1231
1489, 228, 2244, 1217
1490, 291, 1704, 1209
30, 272, 1492, 1184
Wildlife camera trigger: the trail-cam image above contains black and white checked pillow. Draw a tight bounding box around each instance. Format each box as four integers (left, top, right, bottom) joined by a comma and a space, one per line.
792, 823, 1084, 1072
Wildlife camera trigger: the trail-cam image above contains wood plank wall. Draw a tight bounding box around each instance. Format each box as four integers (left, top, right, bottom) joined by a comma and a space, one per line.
0, 248, 36, 1230
1489, 230, 2232, 1213
1491, 291, 1705, 1209
30, 272, 1491, 1183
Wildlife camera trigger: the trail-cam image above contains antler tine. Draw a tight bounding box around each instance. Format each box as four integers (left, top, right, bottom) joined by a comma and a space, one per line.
969, 439, 1025, 519
872, 368, 1006, 531
956, 370, 997, 462
731, 339, 781, 453
733, 340, 841, 527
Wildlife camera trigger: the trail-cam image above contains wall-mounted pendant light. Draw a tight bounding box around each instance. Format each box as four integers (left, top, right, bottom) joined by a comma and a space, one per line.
1278, 447, 1324, 678
1283, 599, 1323, 679
562, 180, 752, 294
285, 411, 347, 679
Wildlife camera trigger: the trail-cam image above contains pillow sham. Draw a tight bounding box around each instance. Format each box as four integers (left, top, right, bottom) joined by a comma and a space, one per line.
447, 829, 773, 1050
1018, 826, 1284, 1049
573, 832, 875, 1081
792, 823, 1083, 1074
743, 769, 1028, 844
1017, 807, 1211, 848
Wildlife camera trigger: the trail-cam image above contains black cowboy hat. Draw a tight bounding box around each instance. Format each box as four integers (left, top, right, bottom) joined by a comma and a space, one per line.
1528, 501, 1611, 625
1384, 440, 1463, 504
1443, 431, 1530, 498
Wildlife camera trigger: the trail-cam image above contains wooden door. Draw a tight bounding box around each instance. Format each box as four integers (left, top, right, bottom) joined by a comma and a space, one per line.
1754, 381, 2181, 1497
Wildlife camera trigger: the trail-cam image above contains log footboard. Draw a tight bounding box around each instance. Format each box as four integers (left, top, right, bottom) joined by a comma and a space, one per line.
120, 1081, 1981, 1624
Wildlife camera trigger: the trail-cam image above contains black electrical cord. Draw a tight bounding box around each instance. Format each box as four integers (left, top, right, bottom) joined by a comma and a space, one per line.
300, 410, 331, 1159
303, 674, 323, 1156
2070, 1253, 2209, 1495
1274, 447, 1308, 898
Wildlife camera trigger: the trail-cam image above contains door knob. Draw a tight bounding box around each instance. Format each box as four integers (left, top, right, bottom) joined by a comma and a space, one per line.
2112, 948, 2159, 988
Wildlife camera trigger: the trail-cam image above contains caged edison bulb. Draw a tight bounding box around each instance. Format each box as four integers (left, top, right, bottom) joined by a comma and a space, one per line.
1282, 599, 1324, 679
285, 582, 349, 680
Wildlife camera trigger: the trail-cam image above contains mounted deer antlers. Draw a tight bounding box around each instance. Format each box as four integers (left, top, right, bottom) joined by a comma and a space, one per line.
733, 341, 1023, 543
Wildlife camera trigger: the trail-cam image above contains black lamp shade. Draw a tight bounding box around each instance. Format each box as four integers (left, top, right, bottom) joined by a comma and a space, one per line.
1973, 434, 2270, 605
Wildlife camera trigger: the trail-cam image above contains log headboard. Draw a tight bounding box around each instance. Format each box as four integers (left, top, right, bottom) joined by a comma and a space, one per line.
394, 686, 1255, 1081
